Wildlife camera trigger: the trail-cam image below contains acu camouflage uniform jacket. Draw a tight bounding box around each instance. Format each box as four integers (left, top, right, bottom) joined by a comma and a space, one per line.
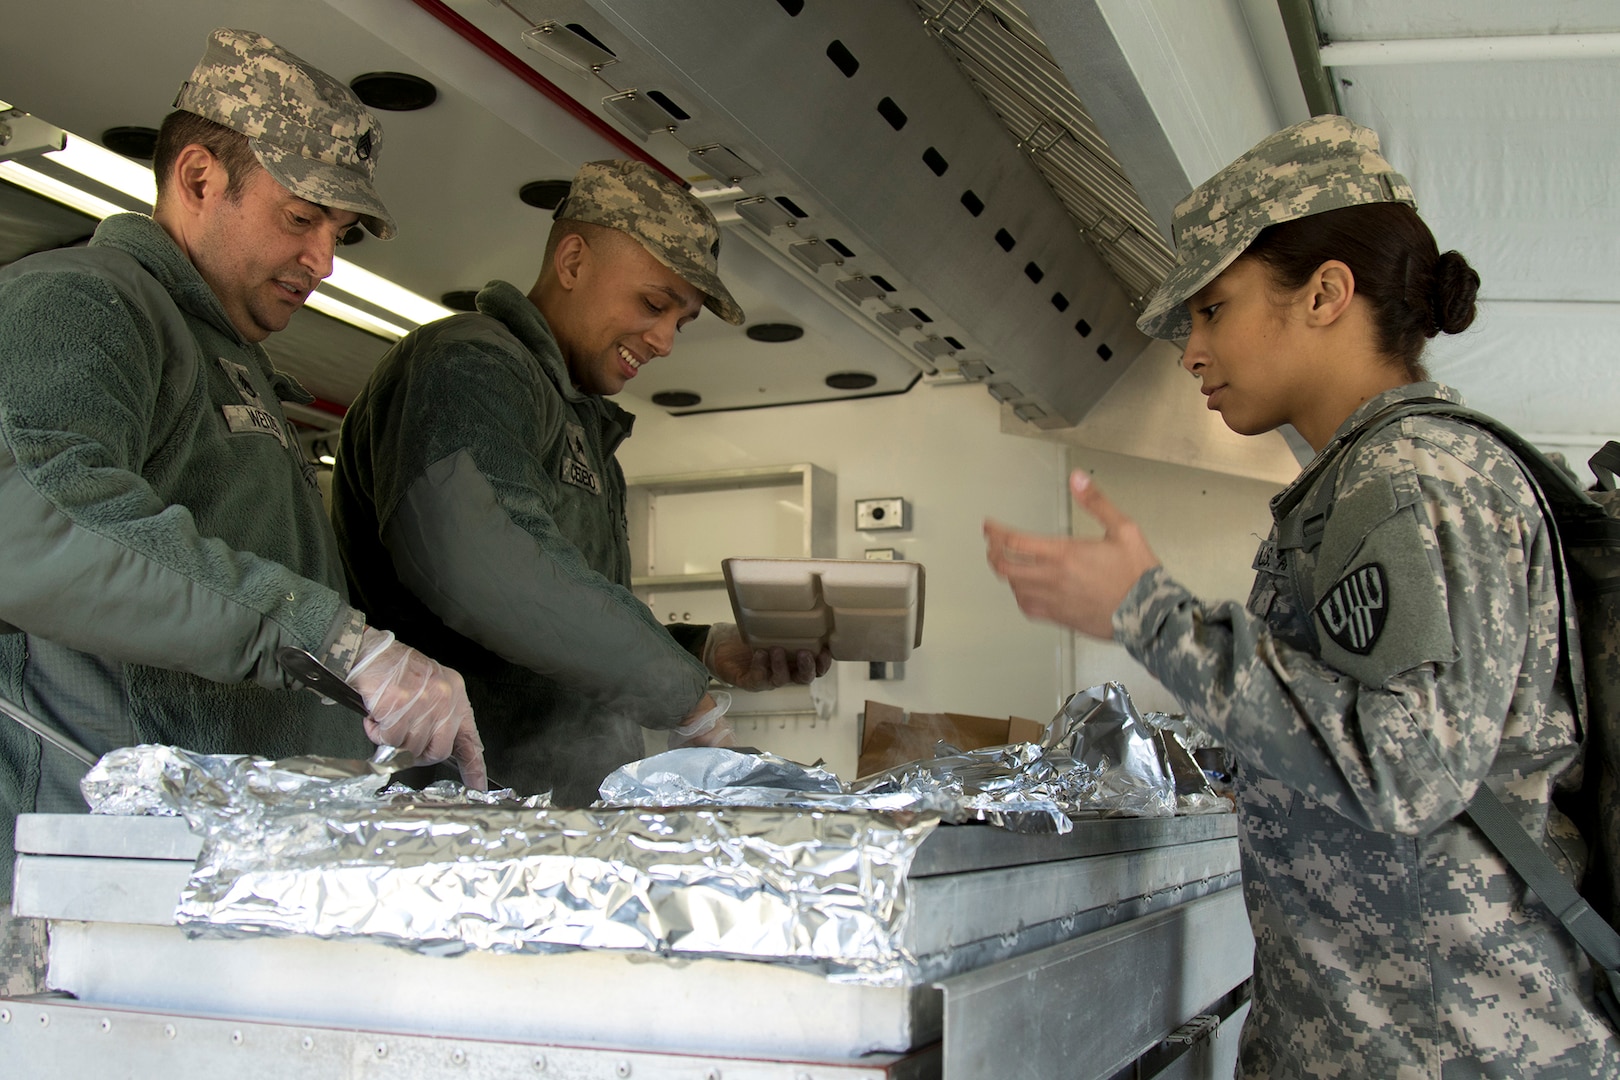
1115, 382, 1620, 1077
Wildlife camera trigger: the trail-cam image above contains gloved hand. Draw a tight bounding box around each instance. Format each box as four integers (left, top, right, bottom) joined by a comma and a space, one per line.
347, 627, 488, 789
667, 690, 737, 750
702, 622, 832, 692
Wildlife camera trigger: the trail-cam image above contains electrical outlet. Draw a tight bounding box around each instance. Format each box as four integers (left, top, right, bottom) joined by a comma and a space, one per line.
856, 497, 909, 531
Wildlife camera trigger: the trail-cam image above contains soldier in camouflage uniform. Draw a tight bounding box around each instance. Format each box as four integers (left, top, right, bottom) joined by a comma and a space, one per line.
986, 116, 1619, 1076
333, 160, 830, 805
1, 28, 485, 995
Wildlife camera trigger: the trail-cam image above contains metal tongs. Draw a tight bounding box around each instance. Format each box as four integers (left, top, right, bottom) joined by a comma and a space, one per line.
0, 692, 97, 767
277, 646, 368, 716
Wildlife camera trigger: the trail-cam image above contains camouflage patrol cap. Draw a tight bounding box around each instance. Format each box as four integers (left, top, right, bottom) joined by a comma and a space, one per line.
1137, 115, 1415, 341
173, 28, 396, 239
555, 159, 744, 325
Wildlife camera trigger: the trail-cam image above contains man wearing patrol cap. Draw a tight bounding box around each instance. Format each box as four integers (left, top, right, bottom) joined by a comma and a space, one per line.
333, 158, 829, 805
0, 27, 485, 993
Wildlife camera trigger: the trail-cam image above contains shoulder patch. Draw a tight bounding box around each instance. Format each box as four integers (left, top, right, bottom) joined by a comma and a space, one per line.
1315, 563, 1387, 655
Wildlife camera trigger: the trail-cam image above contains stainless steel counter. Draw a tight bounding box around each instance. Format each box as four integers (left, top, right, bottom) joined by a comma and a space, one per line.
5, 811, 1252, 1079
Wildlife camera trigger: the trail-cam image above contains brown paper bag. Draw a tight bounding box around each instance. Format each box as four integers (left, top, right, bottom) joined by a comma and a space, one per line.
858, 701, 1040, 777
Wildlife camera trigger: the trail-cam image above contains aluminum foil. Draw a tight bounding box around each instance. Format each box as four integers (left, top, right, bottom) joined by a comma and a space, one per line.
82, 743, 936, 982
599, 747, 961, 817
852, 742, 1095, 834
82, 744, 548, 816
75, 682, 1216, 980
602, 683, 1217, 832
600, 746, 845, 803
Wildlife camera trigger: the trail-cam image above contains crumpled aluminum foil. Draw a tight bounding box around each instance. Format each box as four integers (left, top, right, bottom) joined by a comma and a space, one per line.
1143, 712, 1231, 815
599, 747, 961, 817
601, 747, 845, 802
603, 683, 1222, 832
82, 744, 549, 817
1042, 683, 1177, 817
81, 743, 936, 982
852, 741, 1096, 834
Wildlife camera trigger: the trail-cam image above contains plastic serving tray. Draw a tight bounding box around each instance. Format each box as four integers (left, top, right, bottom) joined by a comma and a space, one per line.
722, 557, 925, 662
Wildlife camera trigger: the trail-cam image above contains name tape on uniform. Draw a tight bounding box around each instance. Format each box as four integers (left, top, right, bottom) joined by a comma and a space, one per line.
222, 404, 289, 448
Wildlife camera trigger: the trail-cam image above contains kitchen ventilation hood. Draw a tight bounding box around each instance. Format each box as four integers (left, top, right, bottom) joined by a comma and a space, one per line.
452, 0, 1165, 428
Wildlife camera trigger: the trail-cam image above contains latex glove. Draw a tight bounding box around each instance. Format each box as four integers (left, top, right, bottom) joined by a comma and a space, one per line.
984, 470, 1161, 640
702, 622, 831, 691
347, 627, 488, 789
667, 690, 737, 750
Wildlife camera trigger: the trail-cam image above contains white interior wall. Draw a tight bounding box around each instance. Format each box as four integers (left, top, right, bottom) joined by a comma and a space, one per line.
1009, 338, 1304, 484
619, 375, 1291, 776
1065, 446, 1284, 715
617, 383, 1071, 778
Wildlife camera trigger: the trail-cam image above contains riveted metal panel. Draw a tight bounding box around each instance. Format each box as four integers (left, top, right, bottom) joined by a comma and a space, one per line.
0, 998, 941, 1080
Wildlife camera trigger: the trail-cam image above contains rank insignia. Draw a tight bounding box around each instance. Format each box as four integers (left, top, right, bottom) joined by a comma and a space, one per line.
560, 422, 601, 495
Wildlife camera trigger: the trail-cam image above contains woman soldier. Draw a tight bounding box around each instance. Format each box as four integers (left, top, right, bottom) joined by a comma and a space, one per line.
985, 115, 1619, 1076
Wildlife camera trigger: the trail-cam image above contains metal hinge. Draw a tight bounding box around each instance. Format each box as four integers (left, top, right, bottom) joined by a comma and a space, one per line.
1163, 1012, 1220, 1047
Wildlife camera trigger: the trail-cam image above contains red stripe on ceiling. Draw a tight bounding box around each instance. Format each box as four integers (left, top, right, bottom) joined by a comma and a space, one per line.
306, 397, 350, 419
407, 0, 683, 185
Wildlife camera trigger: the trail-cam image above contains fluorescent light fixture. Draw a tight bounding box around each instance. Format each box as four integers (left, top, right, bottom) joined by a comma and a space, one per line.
46, 134, 156, 205
0, 117, 452, 338
324, 260, 451, 327
317, 453, 337, 466
304, 290, 409, 340
0, 160, 128, 219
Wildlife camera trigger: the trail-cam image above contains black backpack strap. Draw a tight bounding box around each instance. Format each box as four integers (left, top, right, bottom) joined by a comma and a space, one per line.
1266, 397, 1455, 654
1277, 396, 1454, 556
1300, 400, 1603, 725
1593, 442, 1620, 493
1299, 399, 1620, 1025
1466, 785, 1620, 1030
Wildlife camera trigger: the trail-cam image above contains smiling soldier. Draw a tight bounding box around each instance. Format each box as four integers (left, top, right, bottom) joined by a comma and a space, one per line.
332, 159, 830, 805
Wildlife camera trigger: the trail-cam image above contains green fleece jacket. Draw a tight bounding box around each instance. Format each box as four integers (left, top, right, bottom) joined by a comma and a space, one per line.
332, 281, 709, 805
0, 214, 372, 899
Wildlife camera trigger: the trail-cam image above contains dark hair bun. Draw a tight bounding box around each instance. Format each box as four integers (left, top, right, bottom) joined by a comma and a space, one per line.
1431, 250, 1479, 335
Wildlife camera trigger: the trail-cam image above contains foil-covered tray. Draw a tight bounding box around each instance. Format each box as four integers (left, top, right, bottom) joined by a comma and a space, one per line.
82, 745, 936, 983
75, 683, 1226, 983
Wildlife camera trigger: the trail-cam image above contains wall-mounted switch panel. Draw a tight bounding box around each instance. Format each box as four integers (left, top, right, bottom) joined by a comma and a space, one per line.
856, 497, 909, 531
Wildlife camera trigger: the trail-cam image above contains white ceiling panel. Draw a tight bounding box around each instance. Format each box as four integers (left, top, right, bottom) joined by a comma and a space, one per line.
1317, 0, 1620, 41
618, 225, 924, 414
1335, 60, 1620, 303
1321, 4, 1620, 451
1423, 300, 1620, 441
